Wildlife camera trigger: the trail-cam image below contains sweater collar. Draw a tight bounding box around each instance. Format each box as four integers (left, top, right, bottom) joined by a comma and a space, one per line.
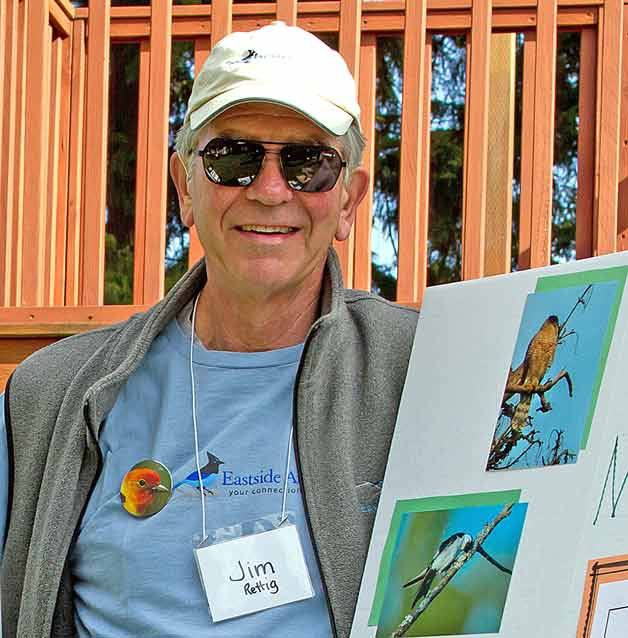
84, 247, 345, 433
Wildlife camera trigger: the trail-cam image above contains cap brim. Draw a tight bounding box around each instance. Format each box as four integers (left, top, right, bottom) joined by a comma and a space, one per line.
189, 83, 354, 136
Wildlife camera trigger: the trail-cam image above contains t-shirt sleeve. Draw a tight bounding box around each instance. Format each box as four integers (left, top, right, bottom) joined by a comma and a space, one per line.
0, 393, 8, 561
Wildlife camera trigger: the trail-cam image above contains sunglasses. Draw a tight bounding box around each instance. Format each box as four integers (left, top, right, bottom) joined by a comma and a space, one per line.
197, 138, 347, 193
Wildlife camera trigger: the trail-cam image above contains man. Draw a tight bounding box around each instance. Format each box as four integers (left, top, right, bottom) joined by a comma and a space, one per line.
0, 22, 417, 637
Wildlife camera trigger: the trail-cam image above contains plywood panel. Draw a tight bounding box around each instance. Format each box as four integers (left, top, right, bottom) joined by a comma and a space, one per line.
397, 0, 427, 304
594, 0, 623, 255
354, 33, 376, 292
462, 0, 492, 280
529, 0, 557, 267
82, 0, 110, 304
21, 0, 51, 305
576, 28, 597, 257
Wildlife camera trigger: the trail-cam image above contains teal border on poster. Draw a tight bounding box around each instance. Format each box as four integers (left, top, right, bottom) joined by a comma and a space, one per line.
367, 489, 522, 627
534, 266, 628, 449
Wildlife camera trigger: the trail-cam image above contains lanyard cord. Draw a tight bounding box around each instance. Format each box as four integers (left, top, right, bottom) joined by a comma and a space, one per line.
279, 426, 293, 526
190, 294, 207, 542
189, 294, 294, 541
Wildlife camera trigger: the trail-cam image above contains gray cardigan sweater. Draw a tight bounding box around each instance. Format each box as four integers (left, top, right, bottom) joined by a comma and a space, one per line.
1, 250, 418, 638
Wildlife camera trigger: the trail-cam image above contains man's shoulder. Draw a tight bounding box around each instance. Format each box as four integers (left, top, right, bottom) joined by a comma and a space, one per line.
10, 313, 144, 394
342, 288, 419, 331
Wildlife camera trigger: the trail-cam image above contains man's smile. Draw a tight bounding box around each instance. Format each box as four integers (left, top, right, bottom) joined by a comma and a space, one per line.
235, 224, 300, 239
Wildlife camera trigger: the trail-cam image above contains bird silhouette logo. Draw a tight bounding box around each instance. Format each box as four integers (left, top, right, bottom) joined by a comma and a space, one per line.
174, 451, 224, 495
120, 459, 172, 518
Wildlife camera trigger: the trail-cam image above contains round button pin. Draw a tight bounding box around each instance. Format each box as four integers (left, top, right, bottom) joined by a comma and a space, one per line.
120, 459, 173, 517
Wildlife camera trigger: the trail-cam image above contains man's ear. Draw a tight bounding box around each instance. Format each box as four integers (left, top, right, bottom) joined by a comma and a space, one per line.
335, 167, 369, 241
169, 152, 194, 227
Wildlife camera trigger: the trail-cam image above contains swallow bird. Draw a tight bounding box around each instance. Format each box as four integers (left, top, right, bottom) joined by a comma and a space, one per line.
403, 532, 473, 608
120, 468, 169, 517
403, 532, 513, 609
174, 451, 224, 494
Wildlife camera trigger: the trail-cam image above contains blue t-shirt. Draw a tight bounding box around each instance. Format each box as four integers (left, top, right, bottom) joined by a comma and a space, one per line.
0, 317, 333, 637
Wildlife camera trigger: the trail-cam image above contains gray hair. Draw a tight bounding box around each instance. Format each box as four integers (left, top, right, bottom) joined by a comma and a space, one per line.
174, 116, 365, 185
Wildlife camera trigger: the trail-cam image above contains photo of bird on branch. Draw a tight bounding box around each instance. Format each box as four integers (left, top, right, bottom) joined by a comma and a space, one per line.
375, 500, 527, 637
486, 279, 621, 472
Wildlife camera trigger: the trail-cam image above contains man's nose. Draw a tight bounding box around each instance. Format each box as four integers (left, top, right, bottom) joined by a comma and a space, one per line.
245, 151, 293, 206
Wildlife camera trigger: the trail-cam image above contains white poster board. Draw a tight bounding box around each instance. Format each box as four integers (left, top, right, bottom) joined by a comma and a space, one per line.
352, 253, 628, 638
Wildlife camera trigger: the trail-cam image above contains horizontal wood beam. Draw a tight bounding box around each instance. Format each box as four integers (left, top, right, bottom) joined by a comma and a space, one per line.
0, 305, 150, 332
78, 4, 599, 40
76, 0, 605, 21
104, 12, 598, 40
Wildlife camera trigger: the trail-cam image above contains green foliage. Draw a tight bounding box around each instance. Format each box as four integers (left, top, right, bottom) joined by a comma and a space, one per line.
373, 32, 580, 299
104, 233, 133, 305
372, 36, 467, 296
104, 44, 139, 305
552, 32, 580, 263
165, 41, 195, 294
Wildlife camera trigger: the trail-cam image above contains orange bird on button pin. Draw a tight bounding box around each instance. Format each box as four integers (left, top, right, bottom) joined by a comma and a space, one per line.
120, 468, 169, 517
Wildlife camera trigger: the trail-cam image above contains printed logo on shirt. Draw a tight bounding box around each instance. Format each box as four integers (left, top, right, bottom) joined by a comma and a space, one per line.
173, 450, 302, 499
222, 467, 301, 498
173, 451, 224, 495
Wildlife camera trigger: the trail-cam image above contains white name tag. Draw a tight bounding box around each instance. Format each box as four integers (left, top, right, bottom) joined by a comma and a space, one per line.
194, 524, 314, 622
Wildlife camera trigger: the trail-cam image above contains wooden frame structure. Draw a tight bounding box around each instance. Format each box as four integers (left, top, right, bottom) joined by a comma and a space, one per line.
1, 1, 628, 386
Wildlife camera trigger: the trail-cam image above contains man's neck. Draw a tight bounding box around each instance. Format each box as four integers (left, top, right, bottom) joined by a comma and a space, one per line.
192, 272, 324, 352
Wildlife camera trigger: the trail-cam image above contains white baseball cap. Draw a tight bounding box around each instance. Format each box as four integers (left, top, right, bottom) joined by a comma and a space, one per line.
185, 21, 361, 136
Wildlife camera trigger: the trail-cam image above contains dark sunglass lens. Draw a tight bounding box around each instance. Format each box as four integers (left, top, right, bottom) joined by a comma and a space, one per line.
282, 146, 342, 193
202, 139, 264, 186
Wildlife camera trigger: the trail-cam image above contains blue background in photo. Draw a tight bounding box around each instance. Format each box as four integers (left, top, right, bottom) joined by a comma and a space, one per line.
503, 280, 618, 467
